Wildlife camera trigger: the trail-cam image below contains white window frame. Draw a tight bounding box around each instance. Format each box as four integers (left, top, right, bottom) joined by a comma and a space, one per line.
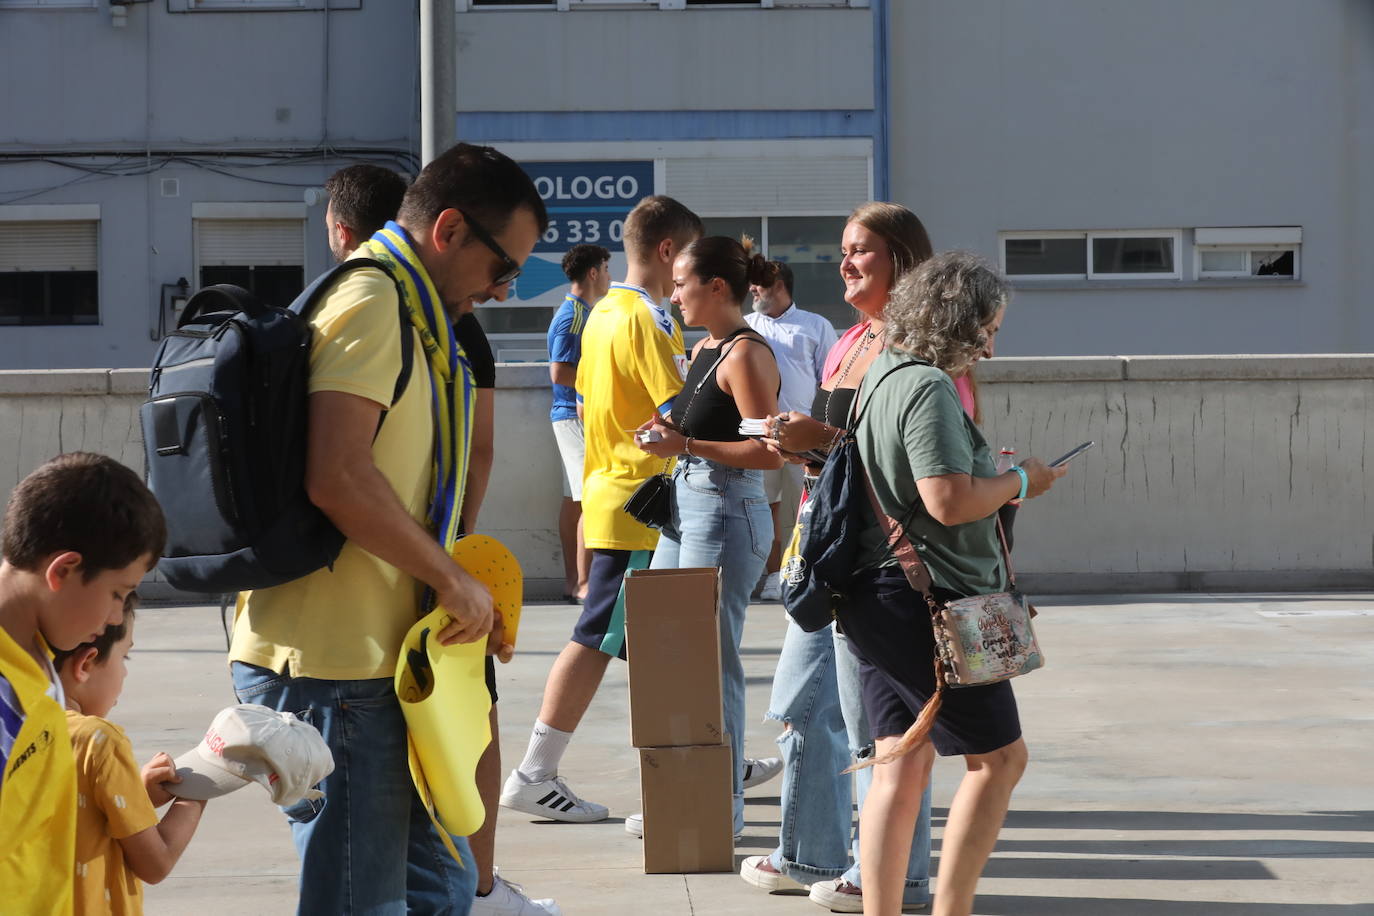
699, 212, 849, 328
476, 138, 869, 344
0, 204, 102, 326
0, 0, 95, 7
459, 0, 866, 9
191, 203, 307, 294
1086, 229, 1182, 281
168, 0, 358, 11
1194, 227, 1301, 281
463, 0, 556, 9
0, 204, 101, 223
998, 230, 1088, 281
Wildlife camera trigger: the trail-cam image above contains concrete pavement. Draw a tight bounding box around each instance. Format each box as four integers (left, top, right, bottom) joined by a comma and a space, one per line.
118, 592, 1374, 915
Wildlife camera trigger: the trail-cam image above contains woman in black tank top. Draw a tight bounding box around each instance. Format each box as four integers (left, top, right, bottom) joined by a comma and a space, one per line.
636, 236, 782, 836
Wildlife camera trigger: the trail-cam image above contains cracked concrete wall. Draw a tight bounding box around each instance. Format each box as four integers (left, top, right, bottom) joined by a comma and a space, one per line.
2, 358, 1370, 595
974, 356, 1374, 591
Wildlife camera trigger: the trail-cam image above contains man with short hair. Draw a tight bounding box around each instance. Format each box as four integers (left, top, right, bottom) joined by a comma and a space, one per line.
548, 243, 611, 603
232, 143, 546, 915
745, 261, 838, 600
324, 163, 409, 262
501, 196, 702, 822
320, 163, 558, 916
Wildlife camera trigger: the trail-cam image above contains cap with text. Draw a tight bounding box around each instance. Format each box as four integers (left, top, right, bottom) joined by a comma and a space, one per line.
168, 703, 334, 807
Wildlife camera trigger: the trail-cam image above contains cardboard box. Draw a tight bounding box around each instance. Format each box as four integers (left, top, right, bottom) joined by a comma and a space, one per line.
623, 567, 724, 748
638, 744, 734, 874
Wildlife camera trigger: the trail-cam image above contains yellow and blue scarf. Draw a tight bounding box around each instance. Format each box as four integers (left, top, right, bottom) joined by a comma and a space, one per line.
363, 221, 475, 584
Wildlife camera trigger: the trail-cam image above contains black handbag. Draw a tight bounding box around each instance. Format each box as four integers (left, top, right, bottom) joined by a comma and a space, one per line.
619, 333, 756, 532
622, 467, 674, 530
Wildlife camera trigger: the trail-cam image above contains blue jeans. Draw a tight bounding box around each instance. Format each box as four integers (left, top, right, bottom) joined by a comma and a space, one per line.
650, 455, 771, 835
232, 662, 477, 915
764, 620, 932, 904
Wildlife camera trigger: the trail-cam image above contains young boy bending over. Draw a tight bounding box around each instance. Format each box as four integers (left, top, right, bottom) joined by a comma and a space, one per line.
55, 597, 206, 915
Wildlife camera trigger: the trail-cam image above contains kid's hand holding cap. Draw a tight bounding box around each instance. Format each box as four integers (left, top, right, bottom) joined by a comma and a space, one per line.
167, 704, 334, 807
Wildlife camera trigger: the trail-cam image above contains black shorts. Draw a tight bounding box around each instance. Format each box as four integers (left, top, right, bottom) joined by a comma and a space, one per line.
839, 567, 1021, 757
569, 548, 653, 660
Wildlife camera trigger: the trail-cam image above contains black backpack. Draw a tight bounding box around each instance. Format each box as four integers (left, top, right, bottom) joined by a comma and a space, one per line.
782, 361, 922, 631
141, 259, 412, 594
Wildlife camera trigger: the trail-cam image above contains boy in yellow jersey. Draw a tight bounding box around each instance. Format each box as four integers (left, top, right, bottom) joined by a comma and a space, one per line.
501, 196, 702, 822
0, 453, 166, 916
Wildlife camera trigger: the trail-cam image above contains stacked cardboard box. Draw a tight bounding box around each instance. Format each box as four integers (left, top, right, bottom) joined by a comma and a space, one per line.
623, 567, 734, 874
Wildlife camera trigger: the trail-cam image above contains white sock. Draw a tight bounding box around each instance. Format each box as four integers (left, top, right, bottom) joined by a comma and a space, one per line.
517, 719, 573, 784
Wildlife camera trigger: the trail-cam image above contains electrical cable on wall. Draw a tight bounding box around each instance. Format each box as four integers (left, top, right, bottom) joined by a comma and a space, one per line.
0, 147, 419, 205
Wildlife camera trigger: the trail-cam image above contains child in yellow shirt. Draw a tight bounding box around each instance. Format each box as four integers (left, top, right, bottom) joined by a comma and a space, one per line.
55, 599, 206, 915
0, 452, 166, 916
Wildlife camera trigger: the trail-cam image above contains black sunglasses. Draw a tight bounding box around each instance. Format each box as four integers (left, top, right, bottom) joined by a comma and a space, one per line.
458, 208, 522, 286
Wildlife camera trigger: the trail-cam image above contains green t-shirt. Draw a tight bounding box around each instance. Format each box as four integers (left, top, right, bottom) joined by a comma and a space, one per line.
854, 348, 1007, 596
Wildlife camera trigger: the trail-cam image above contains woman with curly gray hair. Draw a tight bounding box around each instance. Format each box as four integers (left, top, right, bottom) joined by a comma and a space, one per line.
839, 251, 1065, 916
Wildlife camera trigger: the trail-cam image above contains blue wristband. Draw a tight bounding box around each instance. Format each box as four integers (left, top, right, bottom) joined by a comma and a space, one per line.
1010, 465, 1029, 500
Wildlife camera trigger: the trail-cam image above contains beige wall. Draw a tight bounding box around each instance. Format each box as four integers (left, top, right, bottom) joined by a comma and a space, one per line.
3, 356, 1370, 598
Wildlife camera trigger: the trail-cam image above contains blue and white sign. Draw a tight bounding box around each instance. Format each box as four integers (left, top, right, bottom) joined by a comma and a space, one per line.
509, 160, 654, 304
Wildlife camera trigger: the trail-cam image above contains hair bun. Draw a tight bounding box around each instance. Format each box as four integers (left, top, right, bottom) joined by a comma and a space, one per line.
746, 252, 779, 288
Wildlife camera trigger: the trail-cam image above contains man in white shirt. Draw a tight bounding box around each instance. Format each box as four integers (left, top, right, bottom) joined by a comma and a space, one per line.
744, 262, 838, 600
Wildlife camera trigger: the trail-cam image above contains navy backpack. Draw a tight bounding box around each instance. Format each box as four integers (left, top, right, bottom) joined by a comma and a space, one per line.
781, 361, 923, 631
141, 259, 411, 593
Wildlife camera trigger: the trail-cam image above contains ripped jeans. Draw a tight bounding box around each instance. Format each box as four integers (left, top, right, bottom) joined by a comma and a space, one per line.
231, 662, 477, 915
764, 620, 931, 903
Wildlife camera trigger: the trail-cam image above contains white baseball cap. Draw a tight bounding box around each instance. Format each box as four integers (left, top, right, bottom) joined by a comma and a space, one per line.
168, 704, 334, 807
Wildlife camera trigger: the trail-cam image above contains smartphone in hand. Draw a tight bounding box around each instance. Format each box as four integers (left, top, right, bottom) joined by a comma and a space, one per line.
1049, 441, 1095, 468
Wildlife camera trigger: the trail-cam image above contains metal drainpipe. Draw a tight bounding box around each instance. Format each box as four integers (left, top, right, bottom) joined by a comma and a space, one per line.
420, 0, 457, 167
873, 0, 890, 201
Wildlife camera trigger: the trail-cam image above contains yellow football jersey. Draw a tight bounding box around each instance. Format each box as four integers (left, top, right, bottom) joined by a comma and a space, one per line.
577, 283, 686, 551
0, 630, 76, 916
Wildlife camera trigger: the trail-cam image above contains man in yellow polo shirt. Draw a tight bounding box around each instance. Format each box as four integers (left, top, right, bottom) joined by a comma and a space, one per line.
501, 196, 702, 823
229, 143, 545, 915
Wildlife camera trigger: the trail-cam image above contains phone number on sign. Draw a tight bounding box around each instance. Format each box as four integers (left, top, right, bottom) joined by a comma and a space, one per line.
536, 216, 625, 252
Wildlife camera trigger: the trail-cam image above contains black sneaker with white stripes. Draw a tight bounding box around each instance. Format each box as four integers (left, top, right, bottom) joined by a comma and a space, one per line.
499, 770, 609, 823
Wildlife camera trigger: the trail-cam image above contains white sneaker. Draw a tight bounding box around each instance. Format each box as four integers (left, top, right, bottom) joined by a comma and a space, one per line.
499, 770, 609, 823
760, 572, 782, 601
740, 854, 809, 893
809, 878, 930, 913
808, 879, 864, 913
472, 868, 562, 916
742, 756, 783, 789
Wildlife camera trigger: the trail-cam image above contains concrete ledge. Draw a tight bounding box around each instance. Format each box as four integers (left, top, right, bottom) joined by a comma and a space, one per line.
1011, 278, 1305, 292
110, 368, 151, 395
1020, 569, 1374, 595
977, 356, 1125, 383
495, 362, 551, 390
0, 368, 111, 395
1123, 354, 1374, 381
4, 356, 1373, 396
146, 572, 1374, 606
140, 575, 570, 607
